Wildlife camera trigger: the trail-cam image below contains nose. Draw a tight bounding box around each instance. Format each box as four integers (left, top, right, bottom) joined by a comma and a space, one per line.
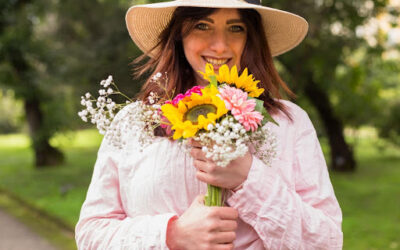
209, 30, 228, 54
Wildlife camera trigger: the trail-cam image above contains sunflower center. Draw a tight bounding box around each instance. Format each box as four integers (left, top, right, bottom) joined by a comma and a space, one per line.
184, 104, 217, 124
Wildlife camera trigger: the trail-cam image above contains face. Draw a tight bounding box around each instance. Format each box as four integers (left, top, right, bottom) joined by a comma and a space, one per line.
182, 9, 247, 85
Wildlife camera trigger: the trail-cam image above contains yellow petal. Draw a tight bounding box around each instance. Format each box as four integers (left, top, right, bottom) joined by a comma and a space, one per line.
218, 65, 230, 83
177, 101, 187, 113
183, 126, 198, 138
206, 63, 214, 74
173, 129, 183, 140
230, 65, 238, 83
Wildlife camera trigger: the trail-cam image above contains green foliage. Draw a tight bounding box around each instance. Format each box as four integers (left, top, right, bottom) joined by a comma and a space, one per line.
0, 89, 24, 133
0, 0, 145, 165
374, 59, 400, 145
264, 0, 400, 164
377, 101, 400, 145
333, 54, 379, 128
48, 0, 145, 130
0, 0, 55, 98
0, 0, 73, 164
252, 97, 278, 126
55, 0, 143, 100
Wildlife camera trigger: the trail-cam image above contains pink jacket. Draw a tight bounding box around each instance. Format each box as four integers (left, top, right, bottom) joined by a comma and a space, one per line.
75, 100, 343, 249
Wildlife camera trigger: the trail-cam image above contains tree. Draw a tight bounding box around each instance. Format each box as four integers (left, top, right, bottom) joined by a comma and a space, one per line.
54, 0, 143, 116
0, 0, 141, 167
266, 0, 389, 171
0, 0, 65, 166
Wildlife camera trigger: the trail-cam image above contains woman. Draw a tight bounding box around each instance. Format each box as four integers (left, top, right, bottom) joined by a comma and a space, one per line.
75, 0, 343, 249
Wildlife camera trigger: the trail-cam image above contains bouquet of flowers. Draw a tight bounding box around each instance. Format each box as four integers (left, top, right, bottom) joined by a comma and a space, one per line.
78, 64, 277, 206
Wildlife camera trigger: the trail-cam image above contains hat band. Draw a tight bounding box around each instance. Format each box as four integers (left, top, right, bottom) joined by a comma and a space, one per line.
241, 0, 261, 5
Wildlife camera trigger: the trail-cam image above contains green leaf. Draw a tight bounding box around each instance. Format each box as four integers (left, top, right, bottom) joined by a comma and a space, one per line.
262, 108, 279, 126
209, 75, 218, 87
251, 97, 279, 126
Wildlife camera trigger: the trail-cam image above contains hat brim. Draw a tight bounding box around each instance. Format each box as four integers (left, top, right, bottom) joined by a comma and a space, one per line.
126, 0, 308, 57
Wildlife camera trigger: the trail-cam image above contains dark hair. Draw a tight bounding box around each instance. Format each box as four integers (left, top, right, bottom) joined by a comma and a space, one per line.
134, 7, 293, 118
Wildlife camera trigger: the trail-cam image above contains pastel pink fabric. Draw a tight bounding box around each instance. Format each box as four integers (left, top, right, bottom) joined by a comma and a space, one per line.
75, 100, 343, 249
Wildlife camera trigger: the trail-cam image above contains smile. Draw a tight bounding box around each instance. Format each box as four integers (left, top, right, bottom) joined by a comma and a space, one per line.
203, 57, 230, 66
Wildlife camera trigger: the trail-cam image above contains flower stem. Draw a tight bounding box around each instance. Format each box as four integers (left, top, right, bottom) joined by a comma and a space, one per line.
205, 184, 223, 207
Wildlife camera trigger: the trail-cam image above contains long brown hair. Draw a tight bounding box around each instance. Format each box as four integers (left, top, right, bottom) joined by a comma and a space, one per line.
134, 7, 294, 117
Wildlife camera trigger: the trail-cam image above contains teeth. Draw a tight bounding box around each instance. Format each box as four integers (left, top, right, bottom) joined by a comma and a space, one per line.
204, 57, 228, 66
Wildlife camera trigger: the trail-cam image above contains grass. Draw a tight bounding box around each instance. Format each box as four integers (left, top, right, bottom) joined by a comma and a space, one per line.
0, 130, 102, 228
0, 128, 399, 249
330, 133, 400, 250
0, 131, 103, 250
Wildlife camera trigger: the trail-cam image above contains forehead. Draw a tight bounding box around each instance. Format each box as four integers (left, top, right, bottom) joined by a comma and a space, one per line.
205, 8, 242, 20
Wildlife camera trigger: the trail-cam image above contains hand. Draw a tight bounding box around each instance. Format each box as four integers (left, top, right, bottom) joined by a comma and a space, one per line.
188, 139, 252, 189
168, 195, 238, 250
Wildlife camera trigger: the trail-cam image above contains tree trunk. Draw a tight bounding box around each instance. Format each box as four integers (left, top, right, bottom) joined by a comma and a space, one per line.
8, 39, 64, 168
303, 75, 356, 172
24, 98, 64, 167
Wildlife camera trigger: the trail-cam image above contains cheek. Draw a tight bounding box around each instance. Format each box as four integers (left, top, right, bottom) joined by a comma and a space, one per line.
234, 38, 247, 66
183, 36, 203, 59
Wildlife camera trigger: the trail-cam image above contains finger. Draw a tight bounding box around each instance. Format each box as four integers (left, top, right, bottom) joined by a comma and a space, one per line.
194, 159, 218, 172
187, 138, 202, 148
196, 169, 207, 181
214, 243, 234, 250
190, 147, 207, 161
196, 169, 217, 185
193, 159, 212, 172
211, 231, 236, 244
215, 207, 239, 220
215, 220, 238, 232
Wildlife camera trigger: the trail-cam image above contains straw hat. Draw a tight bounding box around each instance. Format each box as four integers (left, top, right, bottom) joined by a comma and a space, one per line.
126, 0, 308, 57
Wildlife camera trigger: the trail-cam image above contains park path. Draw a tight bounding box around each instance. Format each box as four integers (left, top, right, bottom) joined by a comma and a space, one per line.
0, 208, 58, 250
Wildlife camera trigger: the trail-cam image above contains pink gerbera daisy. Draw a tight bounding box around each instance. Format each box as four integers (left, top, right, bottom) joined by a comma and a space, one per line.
218, 85, 263, 132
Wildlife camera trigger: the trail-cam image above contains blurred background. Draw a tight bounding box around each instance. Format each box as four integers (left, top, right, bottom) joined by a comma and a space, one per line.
0, 0, 399, 249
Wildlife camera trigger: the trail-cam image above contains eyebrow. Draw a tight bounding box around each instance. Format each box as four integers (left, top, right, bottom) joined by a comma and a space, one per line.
227, 19, 244, 24
199, 17, 244, 24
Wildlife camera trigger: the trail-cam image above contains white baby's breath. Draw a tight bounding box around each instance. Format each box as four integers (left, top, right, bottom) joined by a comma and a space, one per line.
79, 75, 164, 150
78, 75, 130, 135
103, 100, 161, 150
191, 116, 250, 167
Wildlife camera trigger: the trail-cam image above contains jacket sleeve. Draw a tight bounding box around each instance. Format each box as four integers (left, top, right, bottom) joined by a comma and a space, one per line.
227, 108, 343, 249
75, 106, 176, 250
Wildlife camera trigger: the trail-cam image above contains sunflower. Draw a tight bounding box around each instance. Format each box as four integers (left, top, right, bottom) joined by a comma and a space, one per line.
161, 85, 228, 140
200, 64, 264, 98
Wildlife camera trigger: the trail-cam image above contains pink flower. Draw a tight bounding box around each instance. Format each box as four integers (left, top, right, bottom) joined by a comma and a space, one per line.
184, 85, 203, 96
171, 93, 185, 106
234, 111, 263, 132
166, 86, 204, 106
218, 85, 263, 132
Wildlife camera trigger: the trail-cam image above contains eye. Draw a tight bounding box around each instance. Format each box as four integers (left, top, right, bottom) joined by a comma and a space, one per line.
194, 23, 209, 31
229, 25, 245, 33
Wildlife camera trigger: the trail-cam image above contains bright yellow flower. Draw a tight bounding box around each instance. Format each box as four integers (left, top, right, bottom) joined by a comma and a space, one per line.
200, 64, 264, 98
161, 85, 227, 140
